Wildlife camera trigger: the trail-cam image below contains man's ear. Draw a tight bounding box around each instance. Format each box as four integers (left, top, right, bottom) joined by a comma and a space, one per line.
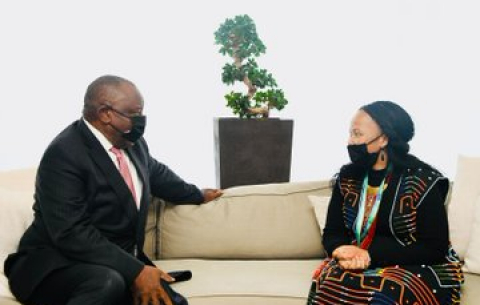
97, 106, 112, 124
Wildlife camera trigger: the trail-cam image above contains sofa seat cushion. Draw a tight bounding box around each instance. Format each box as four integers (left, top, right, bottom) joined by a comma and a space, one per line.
0, 297, 21, 305
166, 296, 308, 305
155, 259, 322, 304
462, 273, 480, 304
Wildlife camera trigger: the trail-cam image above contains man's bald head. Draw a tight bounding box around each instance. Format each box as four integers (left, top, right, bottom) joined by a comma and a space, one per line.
82, 75, 136, 121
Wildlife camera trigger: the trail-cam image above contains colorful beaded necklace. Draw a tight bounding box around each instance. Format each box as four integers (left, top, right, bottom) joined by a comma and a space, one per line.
355, 165, 393, 247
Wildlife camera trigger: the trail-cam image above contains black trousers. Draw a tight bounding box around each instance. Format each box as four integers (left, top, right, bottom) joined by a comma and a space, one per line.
25, 264, 131, 305
23, 263, 188, 305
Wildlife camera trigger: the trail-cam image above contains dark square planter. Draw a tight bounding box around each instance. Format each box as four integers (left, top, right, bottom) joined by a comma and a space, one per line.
214, 118, 294, 189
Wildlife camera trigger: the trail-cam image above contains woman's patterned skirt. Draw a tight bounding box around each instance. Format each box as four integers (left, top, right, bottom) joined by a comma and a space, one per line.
306, 258, 463, 305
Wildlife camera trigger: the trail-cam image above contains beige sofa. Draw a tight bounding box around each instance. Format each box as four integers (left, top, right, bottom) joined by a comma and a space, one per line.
1, 161, 479, 304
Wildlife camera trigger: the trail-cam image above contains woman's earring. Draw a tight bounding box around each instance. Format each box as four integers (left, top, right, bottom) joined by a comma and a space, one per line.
380, 148, 385, 161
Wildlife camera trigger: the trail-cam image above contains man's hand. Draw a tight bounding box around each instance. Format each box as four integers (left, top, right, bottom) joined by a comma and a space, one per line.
332, 245, 371, 270
202, 188, 223, 203
132, 265, 175, 305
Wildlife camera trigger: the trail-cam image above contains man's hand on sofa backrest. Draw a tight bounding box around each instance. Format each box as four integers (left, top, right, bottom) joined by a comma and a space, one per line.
202, 188, 223, 203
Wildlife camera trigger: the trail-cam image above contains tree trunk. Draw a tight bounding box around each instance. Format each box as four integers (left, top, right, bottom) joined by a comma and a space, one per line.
232, 48, 268, 117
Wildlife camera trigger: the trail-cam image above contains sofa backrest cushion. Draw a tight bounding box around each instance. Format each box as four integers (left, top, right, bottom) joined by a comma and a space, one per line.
0, 168, 36, 299
448, 155, 480, 262
158, 180, 332, 259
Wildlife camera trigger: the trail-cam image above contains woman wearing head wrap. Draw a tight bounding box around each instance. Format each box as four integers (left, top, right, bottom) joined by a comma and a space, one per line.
306, 101, 464, 304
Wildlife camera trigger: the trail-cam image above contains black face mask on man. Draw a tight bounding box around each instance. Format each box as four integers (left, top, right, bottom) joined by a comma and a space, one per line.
347, 134, 383, 168
108, 108, 147, 143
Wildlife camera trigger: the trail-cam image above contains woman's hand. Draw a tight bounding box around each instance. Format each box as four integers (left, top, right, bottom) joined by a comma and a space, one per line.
332, 245, 371, 270
332, 245, 360, 261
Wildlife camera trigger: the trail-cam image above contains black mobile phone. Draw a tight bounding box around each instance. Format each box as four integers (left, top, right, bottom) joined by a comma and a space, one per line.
160, 279, 188, 305
168, 270, 192, 283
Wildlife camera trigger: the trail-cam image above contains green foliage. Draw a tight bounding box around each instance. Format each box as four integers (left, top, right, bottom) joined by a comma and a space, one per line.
225, 92, 256, 119
221, 59, 276, 88
244, 59, 277, 89
214, 15, 266, 60
221, 63, 243, 85
215, 14, 288, 118
253, 89, 288, 110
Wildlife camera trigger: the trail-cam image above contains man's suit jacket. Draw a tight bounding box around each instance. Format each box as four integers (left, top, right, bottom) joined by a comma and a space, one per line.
4, 119, 204, 302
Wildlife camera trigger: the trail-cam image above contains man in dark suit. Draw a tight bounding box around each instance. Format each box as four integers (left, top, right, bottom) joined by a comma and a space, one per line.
4, 75, 222, 305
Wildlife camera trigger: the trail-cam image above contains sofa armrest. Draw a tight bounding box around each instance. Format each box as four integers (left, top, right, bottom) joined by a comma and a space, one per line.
144, 197, 163, 260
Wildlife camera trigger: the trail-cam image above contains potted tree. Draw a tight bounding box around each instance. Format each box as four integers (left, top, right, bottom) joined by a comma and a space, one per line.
214, 14, 294, 189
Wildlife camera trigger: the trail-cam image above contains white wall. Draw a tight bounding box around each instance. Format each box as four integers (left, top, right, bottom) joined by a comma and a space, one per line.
1, 0, 479, 187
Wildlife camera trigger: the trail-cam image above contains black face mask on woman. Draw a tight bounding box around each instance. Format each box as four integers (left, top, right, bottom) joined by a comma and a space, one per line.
347, 134, 383, 168
108, 107, 147, 143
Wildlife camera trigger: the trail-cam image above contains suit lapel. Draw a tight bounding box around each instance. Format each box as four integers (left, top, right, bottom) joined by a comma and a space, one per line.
125, 147, 150, 238
78, 120, 138, 222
